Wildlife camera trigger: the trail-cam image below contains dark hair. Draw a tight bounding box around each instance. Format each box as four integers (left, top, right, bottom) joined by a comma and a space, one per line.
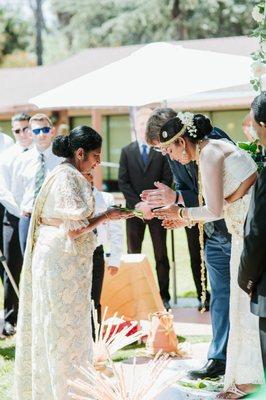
160, 113, 213, 144
192, 114, 213, 139
145, 107, 177, 145
251, 91, 266, 125
12, 112, 31, 123
53, 125, 102, 158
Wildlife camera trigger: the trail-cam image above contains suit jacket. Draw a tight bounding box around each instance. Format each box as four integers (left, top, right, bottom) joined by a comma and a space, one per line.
168, 127, 232, 238
118, 141, 172, 209
238, 166, 266, 317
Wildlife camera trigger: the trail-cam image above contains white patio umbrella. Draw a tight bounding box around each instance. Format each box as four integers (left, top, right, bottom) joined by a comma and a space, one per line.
30, 42, 252, 108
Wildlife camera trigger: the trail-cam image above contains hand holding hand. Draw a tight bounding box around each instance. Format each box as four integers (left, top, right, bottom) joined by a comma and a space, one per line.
141, 182, 176, 207
152, 204, 180, 220
135, 201, 153, 220
162, 219, 188, 229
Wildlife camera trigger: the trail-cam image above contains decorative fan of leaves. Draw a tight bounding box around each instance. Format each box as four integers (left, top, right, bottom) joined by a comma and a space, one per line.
69, 352, 177, 400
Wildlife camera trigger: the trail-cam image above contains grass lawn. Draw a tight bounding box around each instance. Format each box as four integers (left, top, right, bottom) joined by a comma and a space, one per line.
0, 336, 15, 400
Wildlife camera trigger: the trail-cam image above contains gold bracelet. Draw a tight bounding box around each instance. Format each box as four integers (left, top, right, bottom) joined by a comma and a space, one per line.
179, 208, 194, 228
179, 208, 184, 219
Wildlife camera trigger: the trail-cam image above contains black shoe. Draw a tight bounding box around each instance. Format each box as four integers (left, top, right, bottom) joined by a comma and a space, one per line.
198, 300, 210, 312
163, 300, 171, 311
2, 322, 16, 337
187, 359, 226, 380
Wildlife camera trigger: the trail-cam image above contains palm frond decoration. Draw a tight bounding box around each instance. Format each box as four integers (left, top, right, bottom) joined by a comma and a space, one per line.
92, 304, 143, 366
69, 352, 177, 400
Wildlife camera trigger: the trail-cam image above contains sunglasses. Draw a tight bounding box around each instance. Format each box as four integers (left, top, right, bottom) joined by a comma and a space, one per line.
32, 127, 51, 135
12, 127, 29, 134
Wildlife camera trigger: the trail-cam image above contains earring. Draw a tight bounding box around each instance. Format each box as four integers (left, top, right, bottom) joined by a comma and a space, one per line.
182, 148, 188, 162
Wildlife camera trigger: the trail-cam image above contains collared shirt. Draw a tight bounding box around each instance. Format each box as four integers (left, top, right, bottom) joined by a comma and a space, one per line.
0, 143, 30, 217
12, 145, 63, 214
0, 132, 14, 154
93, 188, 123, 267
137, 140, 150, 156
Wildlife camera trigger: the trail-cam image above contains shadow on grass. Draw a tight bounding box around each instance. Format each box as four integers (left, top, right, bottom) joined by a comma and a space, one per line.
0, 345, 15, 360
112, 335, 187, 362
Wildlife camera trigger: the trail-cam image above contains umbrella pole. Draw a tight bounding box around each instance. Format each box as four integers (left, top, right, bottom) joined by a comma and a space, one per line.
0, 250, 19, 298
171, 229, 177, 305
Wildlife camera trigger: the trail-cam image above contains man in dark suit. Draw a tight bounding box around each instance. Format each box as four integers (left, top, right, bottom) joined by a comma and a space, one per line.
118, 108, 173, 310
144, 108, 232, 379
238, 92, 266, 370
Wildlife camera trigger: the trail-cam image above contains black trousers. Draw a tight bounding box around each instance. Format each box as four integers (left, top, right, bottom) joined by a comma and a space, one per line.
185, 225, 210, 303
0, 203, 5, 284
126, 217, 170, 301
91, 245, 105, 324
3, 212, 23, 325
259, 317, 266, 371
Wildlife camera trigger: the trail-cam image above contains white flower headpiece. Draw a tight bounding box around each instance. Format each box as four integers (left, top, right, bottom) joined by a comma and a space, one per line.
177, 111, 197, 138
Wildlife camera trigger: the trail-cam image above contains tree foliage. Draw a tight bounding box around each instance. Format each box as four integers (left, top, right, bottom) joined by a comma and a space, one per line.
0, 5, 33, 66
50, 0, 258, 54
0, 0, 261, 67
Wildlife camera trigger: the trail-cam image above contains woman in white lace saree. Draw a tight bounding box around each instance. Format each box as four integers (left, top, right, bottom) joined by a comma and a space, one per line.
150, 114, 264, 399
14, 126, 131, 400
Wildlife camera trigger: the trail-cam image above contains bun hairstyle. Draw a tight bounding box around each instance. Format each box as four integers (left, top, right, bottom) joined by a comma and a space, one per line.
53, 125, 102, 158
53, 135, 72, 158
251, 91, 266, 125
192, 114, 213, 140
159, 113, 213, 145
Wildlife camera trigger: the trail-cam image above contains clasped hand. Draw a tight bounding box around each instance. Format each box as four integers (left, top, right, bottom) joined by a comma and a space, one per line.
152, 204, 181, 220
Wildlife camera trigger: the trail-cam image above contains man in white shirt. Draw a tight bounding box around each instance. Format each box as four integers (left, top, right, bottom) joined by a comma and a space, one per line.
90, 176, 123, 323
0, 131, 14, 154
0, 113, 32, 336
11, 114, 62, 254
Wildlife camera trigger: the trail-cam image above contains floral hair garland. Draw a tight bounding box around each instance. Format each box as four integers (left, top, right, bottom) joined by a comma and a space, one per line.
177, 111, 198, 138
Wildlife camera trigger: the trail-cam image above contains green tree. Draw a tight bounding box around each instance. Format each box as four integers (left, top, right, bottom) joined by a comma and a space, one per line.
0, 6, 32, 66
49, 0, 259, 55
0, 6, 32, 65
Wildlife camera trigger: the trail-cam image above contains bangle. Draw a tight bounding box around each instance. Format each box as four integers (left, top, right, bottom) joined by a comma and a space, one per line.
179, 207, 194, 228
179, 208, 184, 219
104, 211, 110, 220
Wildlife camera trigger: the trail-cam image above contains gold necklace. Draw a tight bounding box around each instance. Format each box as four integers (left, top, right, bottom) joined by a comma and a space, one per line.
196, 143, 207, 313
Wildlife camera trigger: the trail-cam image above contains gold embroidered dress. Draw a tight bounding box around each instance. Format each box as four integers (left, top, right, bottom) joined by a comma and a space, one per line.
14, 162, 96, 400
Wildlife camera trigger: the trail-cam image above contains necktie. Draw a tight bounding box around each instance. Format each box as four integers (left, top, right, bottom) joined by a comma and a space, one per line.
34, 153, 45, 200
141, 144, 148, 167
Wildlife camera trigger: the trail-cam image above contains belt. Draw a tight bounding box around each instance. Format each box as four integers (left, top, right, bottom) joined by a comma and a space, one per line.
39, 217, 62, 228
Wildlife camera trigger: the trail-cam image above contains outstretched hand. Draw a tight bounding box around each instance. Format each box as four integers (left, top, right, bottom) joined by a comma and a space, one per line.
141, 182, 176, 207
106, 207, 134, 220
152, 204, 180, 220
162, 219, 189, 229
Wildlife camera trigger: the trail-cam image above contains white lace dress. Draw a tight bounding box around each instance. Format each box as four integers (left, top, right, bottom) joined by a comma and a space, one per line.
14, 163, 97, 400
187, 140, 264, 388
